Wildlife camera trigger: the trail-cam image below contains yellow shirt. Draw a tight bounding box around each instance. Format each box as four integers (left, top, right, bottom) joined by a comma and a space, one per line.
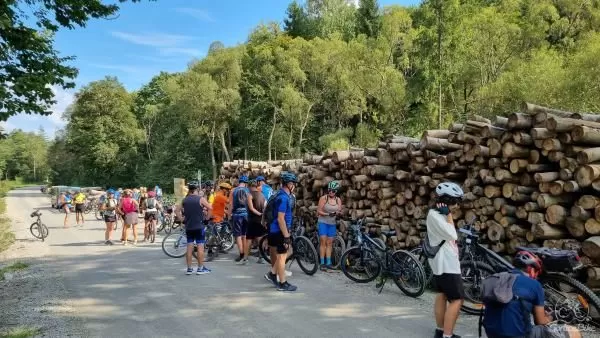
74, 193, 86, 204
208, 193, 215, 205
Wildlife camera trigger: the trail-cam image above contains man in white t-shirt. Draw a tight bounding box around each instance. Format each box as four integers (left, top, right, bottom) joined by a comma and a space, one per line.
427, 182, 465, 338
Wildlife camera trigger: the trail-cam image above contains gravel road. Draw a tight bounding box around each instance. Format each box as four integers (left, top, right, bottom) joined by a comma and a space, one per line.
1, 187, 593, 338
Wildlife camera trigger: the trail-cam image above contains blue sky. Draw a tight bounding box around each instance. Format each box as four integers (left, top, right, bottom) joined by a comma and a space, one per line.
5, 0, 418, 136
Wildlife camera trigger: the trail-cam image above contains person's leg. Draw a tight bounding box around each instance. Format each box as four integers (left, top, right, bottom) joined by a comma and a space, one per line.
319, 236, 327, 265
196, 243, 204, 267
270, 246, 277, 273
434, 293, 447, 330
132, 223, 138, 244
443, 299, 462, 336
105, 222, 110, 241
123, 224, 130, 245
244, 236, 252, 260
186, 243, 194, 270
63, 207, 69, 227
325, 236, 334, 266
565, 325, 581, 338
276, 252, 287, 283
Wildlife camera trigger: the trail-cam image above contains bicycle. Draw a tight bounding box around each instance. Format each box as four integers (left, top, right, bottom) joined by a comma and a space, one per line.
84, 199, 97, 214
161, 227, 199, 259
30, 210, 49, 241
157, 208, 173, 234
457, 224, 600, 327
204, 220, 235, 261
258, 221, 319, 275
340, 218, 426, 298
144, 213, 158, 243
298, 217, 346, 269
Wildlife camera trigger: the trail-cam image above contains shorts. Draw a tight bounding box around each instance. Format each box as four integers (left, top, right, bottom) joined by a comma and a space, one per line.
104, 214, 117, 223
487, 324, 571, 338
186, 228, 206, 245
124, 212, 138, 225
75, 204, 84, 212
144, 211, 157, 221
268, 232, 288, 254
232, 214, 248, 237
432, 273, 464, 301
318, 222, 337, 238
246, 220, 266, 240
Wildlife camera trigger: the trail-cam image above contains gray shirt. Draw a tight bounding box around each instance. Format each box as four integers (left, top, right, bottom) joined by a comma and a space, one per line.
318, 196, 339, 225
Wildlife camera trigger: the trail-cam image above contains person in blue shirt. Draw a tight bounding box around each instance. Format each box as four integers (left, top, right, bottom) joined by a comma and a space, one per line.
483, 251, 581, 338
229, 175, 258, 265
256, 176, 273, 201
264, 172, 298, 292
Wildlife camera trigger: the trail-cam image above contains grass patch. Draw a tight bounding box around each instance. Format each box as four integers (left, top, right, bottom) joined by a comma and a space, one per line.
0, 326, 40, 338
0, 262, 30, 281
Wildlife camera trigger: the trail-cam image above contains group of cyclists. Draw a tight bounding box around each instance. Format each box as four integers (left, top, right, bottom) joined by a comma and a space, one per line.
54, 174, 587, 338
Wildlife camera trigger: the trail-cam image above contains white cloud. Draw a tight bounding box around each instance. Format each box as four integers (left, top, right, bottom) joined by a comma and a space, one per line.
49, 85, 74, 126
0, 121, 16, 133
158, 47, 204, 58
174, 8, 215, 22
110, 31, 195, 48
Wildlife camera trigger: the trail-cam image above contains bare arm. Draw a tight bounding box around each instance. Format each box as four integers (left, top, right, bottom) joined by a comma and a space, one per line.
533, 306, 552, 325
317, 196, 328, 216
200, 197, 212, 210
277, 212, 289, 237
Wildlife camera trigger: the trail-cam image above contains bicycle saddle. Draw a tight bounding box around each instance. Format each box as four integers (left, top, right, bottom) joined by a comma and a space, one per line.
383, 230, 396, 237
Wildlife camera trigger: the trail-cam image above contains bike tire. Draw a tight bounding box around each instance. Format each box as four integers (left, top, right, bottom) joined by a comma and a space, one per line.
460, 260, 496, 315
30, 222, 45, 239
40, 224, 49, 241
331, 235, 346, 269
162, 232, 187, 258
294, 235, 319, 275
259, 236, 271, 264
157, 221, 165, 233
409, 246, 434, 289
340, 246, 382, 283
390, 250, 426, 298
220, 226, 235, 252
541, 272, 600, 325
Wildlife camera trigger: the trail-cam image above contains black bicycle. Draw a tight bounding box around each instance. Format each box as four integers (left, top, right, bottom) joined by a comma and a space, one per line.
30, 210, 49, 241
258, 221, 319, 275
204, 220, 235, 262
457, 224, 600, 327
340, 218, 426, 298
297, 217, 346, 269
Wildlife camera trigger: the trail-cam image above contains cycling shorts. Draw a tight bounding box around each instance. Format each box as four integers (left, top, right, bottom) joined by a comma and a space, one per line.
318, 222, 337, 238
144, 211, 157, 221
186, 228, 205, 245
232, 214, 248, 237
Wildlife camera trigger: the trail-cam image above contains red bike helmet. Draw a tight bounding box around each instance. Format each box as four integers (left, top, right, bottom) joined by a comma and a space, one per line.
514, 251, 543, 279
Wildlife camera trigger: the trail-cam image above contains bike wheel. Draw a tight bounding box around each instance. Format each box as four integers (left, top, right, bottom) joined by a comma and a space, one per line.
220, 226, 235, 252
409, 246, 434, 289
390, 250, 426, 298
40, 224, 49, 241
259, 236, 271, 264
157, 220, 165, 233
162, 232, 188, 258
331, 235, 346, 269
30, 222, 45, 239
294, 235, 319, 275
340, 246, 382, 283
460, 260, 496, 315
541, 272, 600, 325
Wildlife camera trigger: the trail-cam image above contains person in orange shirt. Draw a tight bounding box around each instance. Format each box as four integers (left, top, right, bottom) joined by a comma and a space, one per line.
211, 182, 231, 223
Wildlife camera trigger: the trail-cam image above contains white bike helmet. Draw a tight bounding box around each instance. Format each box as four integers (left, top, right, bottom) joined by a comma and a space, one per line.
435, 182, 464, 198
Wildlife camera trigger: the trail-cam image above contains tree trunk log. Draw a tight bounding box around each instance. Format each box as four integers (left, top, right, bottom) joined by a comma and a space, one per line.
566, 217, 586, 238
537, 194, 573, 208
530, 127, 556, 140
545, 205, 567, 225
571, 126, 600, 145
586, 219, 600, 235
534, 172, 559, 183
502, 142, 530, 158
487, 222, 505, 242
578, 195, 600, 209
534, 222, 567, 239
577, 147, 600, 165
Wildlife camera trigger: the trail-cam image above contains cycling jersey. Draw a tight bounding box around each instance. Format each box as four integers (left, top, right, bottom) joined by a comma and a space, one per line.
231, 186, 250, 216
74, 193, 86, 204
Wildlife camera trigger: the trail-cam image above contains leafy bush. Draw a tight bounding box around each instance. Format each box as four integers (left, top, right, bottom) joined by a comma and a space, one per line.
319, 128, 353, 152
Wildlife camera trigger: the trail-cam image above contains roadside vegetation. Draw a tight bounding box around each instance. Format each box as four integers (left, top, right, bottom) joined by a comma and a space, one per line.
0, 179, 41, 253
0, 326, 41, 338
0, 262, 29, 281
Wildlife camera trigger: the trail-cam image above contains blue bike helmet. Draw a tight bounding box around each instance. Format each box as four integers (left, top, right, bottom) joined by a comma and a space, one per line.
280, 172, 298, 184
238, 175, 249, 183
256, 175, 265, 182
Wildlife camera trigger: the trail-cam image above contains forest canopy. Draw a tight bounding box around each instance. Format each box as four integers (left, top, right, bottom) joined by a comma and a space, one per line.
41, 0, 600, 189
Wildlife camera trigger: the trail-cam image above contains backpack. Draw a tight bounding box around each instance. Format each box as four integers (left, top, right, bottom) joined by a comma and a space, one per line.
146, 197, 156, 209
479, 272, 530, 338
122, 198, 137, 213
262, 190, 296, 227
421, 233, 445, 259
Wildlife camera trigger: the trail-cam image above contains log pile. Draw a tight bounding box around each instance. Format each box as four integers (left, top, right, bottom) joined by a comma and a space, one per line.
220, 103, 600, 288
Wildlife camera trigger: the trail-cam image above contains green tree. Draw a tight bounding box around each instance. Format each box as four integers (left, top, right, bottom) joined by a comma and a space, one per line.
356, 0, 381, 38
64, 77, 142, 186
0, 0, 150, 120
284, 1, 315, 39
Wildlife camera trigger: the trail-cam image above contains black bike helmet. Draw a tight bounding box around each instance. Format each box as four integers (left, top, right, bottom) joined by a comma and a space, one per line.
202, 180, 214, 189
187, 181, 199, 190
514, 251, 543, 279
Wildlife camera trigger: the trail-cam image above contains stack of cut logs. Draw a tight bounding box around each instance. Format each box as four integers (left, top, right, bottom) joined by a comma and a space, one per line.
220, 159, 303, 186
220, 103, 600, 288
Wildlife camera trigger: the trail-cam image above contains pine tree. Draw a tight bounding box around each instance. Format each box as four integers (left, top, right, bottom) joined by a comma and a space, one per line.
284, 1, 314, 38
356, 0, 381, 38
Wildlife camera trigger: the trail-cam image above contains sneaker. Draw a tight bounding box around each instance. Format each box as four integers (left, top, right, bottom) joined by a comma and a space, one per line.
186, 268, 194, 275
234, 256, 243, 262
236, 258, 248, 265
104, 240, 110, 245
108, 240, 114, 246
434, 329, 443, 338
264, 272, 277, 286
197, 266, 211, 275
277, 281, 297, 292
320, 265, 329, 272
256, 257, 265, 264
